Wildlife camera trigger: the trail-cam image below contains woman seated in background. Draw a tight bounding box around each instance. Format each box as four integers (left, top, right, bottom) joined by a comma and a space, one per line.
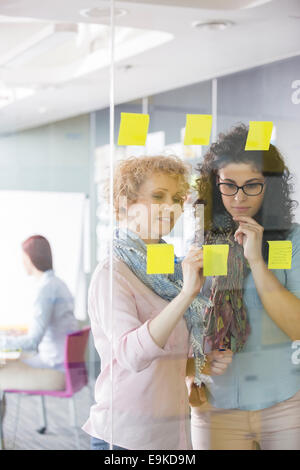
0, 235, 78, 392
82, 155, 233, 451
188, 124, 300, 450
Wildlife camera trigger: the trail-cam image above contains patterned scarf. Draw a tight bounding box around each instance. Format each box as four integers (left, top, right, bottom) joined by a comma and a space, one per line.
112, 227, 250, 385
113, 228, 212, 386
203, 228, 251, 354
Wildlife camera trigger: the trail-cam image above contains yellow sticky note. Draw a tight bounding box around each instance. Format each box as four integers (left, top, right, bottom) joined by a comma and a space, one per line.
118, 112, 149, 146
147, 244, 174, 274
267, 240, 292, 269
184, 114, 212, 146
245, 121, 273, 151
203, 244, 229, 276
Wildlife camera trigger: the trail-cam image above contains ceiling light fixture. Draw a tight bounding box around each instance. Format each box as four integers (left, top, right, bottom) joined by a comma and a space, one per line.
0, 84, 35, 110
0, 23, 78, 68
124, 0, 272, 9
38, 106, 47, 114
192, 20, 235, 31
79, 7, 128, 19
118, 64, 133, 71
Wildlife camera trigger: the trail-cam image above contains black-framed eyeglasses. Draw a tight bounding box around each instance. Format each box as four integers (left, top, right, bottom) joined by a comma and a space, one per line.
217, 182, 265, 196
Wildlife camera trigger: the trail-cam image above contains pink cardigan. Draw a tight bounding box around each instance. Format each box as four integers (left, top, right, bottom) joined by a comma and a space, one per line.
82, 256, 192, 450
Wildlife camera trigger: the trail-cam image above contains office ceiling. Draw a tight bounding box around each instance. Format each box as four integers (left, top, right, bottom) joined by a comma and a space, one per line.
118, 0, 273, 9
0, 0, 299, 133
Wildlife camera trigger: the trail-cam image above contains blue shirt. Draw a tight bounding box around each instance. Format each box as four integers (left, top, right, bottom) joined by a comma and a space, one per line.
4, 270, 78, 371
202, 223, 300, 411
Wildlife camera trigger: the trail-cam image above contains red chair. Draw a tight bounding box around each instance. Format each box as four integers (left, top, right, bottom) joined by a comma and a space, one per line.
4, 327, 90, 450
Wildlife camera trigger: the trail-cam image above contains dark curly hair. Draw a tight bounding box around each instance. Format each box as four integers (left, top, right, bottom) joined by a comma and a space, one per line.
195, 124, 298, 261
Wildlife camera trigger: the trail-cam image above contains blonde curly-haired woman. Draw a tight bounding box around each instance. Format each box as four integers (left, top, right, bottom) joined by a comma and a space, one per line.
82, 155, 232, 450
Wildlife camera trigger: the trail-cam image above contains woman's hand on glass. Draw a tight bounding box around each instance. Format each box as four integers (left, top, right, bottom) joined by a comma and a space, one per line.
233, 215, 264, 265
202, 349, 233, 376
181, 245, 205, 300
185, 350, 233, 405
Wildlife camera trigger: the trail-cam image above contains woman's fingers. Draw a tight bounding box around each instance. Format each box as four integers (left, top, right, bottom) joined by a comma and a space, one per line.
238, 223, 260, 233
188, 245, 201, 252
210, 355, 233, 375
233, 215, 261, 226
184, 246, 203, 265
235, 224, 259, 235
210, 349, 233, 363
211, 361, 228, 370
202, 350, 233, 376
234, 217, 264, 234
211, 349, 233, 358
185, 375, 195, 395
210, 365, 228, 375
182, 247, 206, 298
188, 245, 203, 254
235, 232, 244, 245
234, 226, 255, 242
212, 357, 232, 369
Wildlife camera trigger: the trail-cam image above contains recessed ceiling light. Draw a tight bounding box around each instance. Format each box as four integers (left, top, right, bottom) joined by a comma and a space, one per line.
79, 7, 128, 19
118, 64, 133, 72
38, 106, 47, 114
192, 20, 235, 31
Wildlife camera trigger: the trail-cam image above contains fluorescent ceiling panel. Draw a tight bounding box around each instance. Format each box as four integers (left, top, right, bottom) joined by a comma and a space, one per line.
0, 16, 173, 108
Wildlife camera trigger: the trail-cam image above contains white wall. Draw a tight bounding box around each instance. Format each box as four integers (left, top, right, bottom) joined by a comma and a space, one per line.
0, 114, 92, 327
0, 190, 87, 327
0, 114, 90, 194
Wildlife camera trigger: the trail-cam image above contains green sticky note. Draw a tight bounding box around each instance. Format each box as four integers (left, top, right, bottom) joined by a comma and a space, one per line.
245, 121, 273, 151
147, 244, 174, 274
267, 240, 292, 269
118, 112, 150, 146
184, 114, 212, 146
203, 244, 229, 276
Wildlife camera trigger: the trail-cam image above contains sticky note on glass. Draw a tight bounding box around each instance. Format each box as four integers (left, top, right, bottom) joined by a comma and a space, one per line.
267, 241, 292, 270
245, 121, 273, 151
117, 112, 149, 146
147, 244, 174, 274
203, 244, 229, 276
184, 114, 212, 146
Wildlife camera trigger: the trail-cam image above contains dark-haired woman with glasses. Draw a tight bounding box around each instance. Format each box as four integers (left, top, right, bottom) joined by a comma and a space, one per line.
188, 124, 300, 450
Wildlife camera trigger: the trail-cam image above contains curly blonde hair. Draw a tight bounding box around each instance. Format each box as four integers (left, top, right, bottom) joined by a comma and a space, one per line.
111, 155, 191, 216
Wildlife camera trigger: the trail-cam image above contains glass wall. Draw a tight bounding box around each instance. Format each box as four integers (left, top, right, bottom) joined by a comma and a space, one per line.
100, 3, 300, 451
214, 55, 300, 420
217, 56, 300, 220
0, 12, 104, 451
1, 0, 300, 452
